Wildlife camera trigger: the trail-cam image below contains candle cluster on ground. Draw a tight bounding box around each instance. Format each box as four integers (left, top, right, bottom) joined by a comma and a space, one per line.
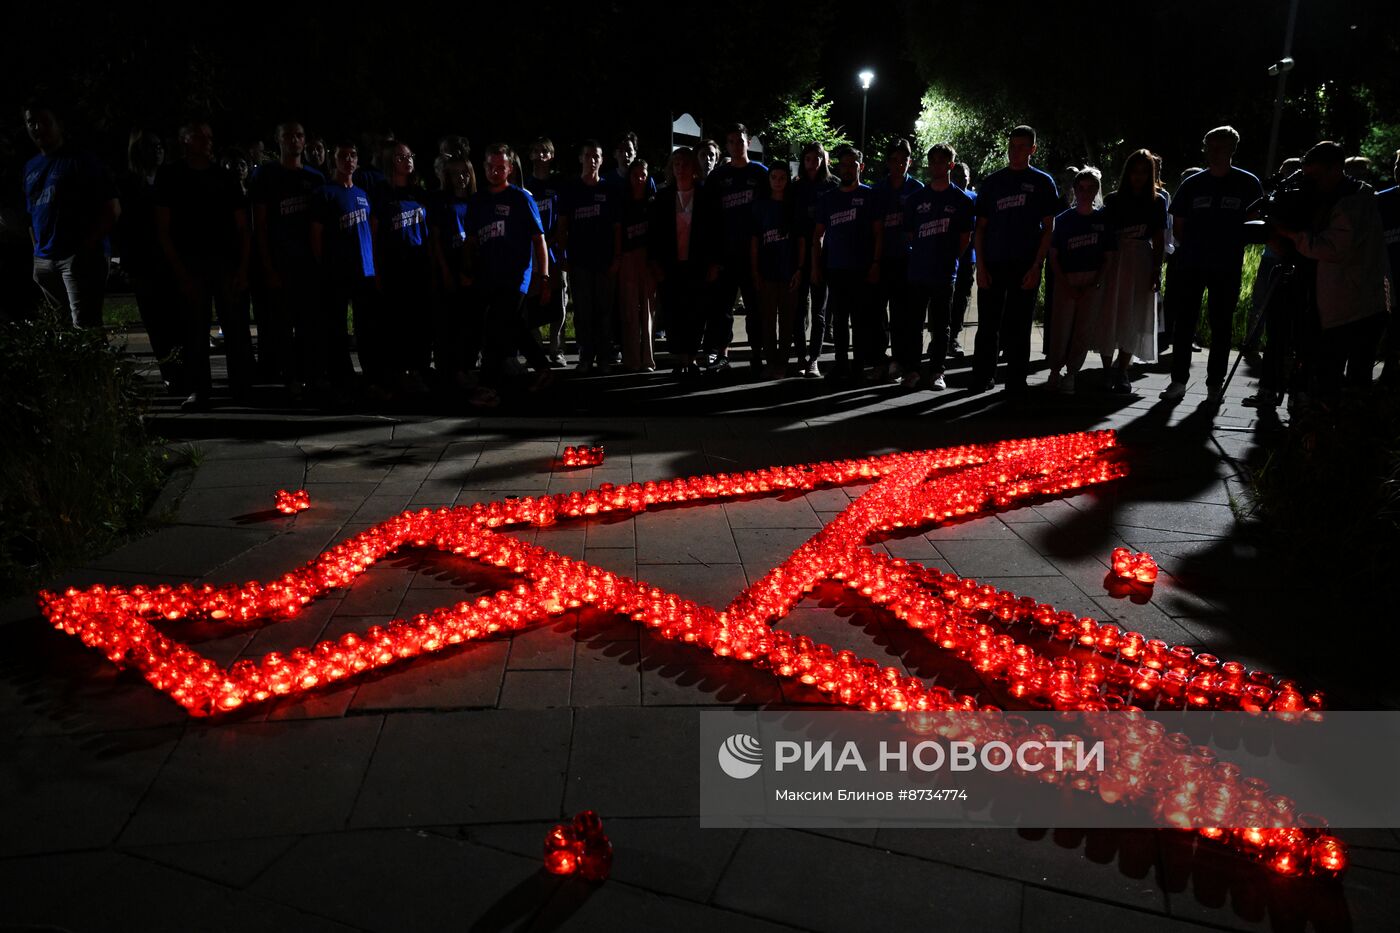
543, 810, 613, 880
35, 430, 1345, 878
1110, 547, 1159, 584
562, 445, 605, 467
274, 489, 311, 514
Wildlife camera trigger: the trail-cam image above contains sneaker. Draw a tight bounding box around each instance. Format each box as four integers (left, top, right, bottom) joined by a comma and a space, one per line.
930, 372, 947, 391
1205, 384, 1225, 406
1112, 371, 1132, 394
803, 360, 822, 379
948, 341, 965, 359
547, 353, 566, 367
900, 372, 921, 390
710, 357, 731, 374
889, 361, 905, 380
1046, 371, 1061, 390
1159, 381, 1187, 401
1058, 373, 1076, 394
972, 378, 995, 394
1241, 391, 1277, 409
502, 356, 527, 376
180, 392, 210, 413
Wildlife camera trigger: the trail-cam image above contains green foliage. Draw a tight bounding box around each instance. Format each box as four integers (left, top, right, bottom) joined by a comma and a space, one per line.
0, 312, 166, 594
763, 88, 851, 163
913, 86, 1015, 179
1193, 245, 1264, 347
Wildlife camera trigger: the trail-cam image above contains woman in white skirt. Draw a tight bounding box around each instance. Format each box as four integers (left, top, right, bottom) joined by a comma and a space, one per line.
1097, 149, 1167, 393
1044, 168, 1110, 394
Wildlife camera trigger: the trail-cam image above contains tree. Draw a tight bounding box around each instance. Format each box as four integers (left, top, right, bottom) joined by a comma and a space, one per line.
763, 88, 851, 162
912, 86, 1017, 178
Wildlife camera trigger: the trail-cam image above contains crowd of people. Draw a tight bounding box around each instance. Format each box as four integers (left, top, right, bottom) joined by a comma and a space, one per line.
16, 99, 1400, 413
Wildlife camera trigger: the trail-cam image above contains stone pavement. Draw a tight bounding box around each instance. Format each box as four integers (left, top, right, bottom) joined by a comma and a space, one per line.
4, 335, 1399, 931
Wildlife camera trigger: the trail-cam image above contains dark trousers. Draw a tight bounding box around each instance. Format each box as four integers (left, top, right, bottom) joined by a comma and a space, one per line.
1167, 263, 1243, 387
264, 268, 318, 388
477, 285, 549, 387
132, 270, 183, 389
973, 258, 1037, 388
950, 250, 974, 350
825, 268, 877, 370
179, 264, 252, 396
874, 257, 907, 364
437, 283, 480, 376
798, 271, 828, 362
707, 258, 754, 359
317, 274, 375, 389
380, 259, 433, 376
570, 265, 615, 365
906, 280, 955, 374
660, 261, 705, 359
1316, 313, 1384, 397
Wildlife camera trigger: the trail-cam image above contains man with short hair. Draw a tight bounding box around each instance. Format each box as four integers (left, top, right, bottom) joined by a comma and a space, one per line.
971, 125, 1059, 395
251, 120, 323, 393
557, 139, 617, 374
602, 131, 657, 195
703, 123, 768, 372
156, 122, 252, 410
1160, 125, 1264, 403
22, 99, 120, 327
902, 143, 974, 391
310, 141, 376, 398
811, 144, 882, 381
523, 137, 567, 364
949, 162, 976, 357
871, 138, 924, 382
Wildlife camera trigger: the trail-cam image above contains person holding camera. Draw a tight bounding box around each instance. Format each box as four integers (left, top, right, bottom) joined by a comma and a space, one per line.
1278, 141, 1390, 399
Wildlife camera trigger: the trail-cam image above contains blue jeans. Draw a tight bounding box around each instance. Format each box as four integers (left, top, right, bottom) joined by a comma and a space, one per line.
33, 251, 109, 327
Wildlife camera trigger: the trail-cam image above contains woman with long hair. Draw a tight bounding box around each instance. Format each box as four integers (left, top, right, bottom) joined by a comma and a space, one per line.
617, 158, 657, 371
1044, 168, 1110, 393
1096, 148, 1167, 392
792, 141, 838, 377
750, 161, 805, 378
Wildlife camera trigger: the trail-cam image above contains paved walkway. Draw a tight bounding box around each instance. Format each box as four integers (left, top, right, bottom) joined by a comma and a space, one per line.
4, 328, 1398, 932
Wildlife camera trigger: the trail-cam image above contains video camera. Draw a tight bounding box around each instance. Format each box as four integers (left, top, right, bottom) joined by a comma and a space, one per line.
1244, 170, 1312, 244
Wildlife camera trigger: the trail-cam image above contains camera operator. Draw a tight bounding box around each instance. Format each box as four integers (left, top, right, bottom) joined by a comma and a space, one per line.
1241, 161, 1312, 410
1278, 141, 1390, 400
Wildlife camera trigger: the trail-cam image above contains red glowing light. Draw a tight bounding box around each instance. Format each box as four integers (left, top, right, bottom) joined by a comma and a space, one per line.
543, 810, 613, 880
35, 430, 1343, 878
274, 489, 311, 514
562, 446, 605, 467
1110, 547, 1158, 585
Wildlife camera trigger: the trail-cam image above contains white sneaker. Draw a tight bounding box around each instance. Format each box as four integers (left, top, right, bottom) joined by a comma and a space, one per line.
889, 361, 905, 380
1059, 373, 1076, 394
1159, 381, 1187, 401
930, 372, 947, 391
900, 372, 920, 390
803, 360, 822, 379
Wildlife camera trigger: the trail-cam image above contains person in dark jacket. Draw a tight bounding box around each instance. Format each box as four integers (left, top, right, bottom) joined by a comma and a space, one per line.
648, 146, 719, 376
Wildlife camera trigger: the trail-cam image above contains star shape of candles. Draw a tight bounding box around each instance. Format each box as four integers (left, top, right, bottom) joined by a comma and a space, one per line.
562, 445, 605, 467
274, 489, 311, 514
1110, 547, 1158, 584
543, 810, 613, 880
35, 431, 1346, 879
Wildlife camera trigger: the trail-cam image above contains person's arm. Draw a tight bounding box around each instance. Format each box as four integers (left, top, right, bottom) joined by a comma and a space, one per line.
1150, 228, 1165, 288
556, 213, 571, 274
87, 198, 119, 252
750, 232, 761, 287
370, 213, 382, 289
792, 235, 807, 291
462, 233, 478, 287
974, 217, 989, 288
811, 223, 826, 284
533, 233, 551, 304
232, 206, 251, 291
1022, 215, 1054, 290
1289, 203, 1354, 263
868, 217, 883, 284
1049, 245, 1065, 283
156, 205, 195, 301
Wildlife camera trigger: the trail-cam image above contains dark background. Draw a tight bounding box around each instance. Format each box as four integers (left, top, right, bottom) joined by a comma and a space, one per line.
6, 0, 1397, 184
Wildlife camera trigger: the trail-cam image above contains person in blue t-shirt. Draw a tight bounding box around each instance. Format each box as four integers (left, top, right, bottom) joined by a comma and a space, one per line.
902, 143, 974, 391
373, 141, 434, 398
703, 123, 769, 373
601, 131, 658, 198
812, 144, 883, 381
971, 125, 1060, 395
1160, 126, 1264, 403
1098, 150, 1168, 392
430, 150, 476, 390
1375, 150, 1399, 385
251, 121, 323, 395
465, 143, 554, 406
792, 142, 840, 378
557, 139, 617, 373
871, 139, 925, 384
310, 141, 376, 398
949, 162, 977, 359
1045, 169, 1111, 394
749, 162, 807, 379
523, 137, 567, 366
22, 100, 120, 327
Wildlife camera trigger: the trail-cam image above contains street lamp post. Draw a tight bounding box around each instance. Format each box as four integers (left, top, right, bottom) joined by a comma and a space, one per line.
858, 70, 875, 156
1264, 0, 1300, 177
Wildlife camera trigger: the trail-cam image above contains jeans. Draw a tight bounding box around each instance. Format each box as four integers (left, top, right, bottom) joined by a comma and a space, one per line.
905, 280, 955, 374
178, 264, 253, 397
950, 250, 974, 350
570, 265, 616, 366
707, 257, 756, 359
1167, 262, 1243, 387
798, 271, 828, 362
478, 285, 549, 387
973, 258, 1037, 388
33, 251, 109, 327
824, 268, 876, 370
755, 277, 799, 369
873, 256, 907, 364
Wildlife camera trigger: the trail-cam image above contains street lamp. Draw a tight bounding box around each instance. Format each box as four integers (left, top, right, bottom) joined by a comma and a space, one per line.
1264, 0, 1300, 176
858, 70, 875, 156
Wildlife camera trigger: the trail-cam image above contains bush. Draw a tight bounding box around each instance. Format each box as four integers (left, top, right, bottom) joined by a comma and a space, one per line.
0, 312, 166, 594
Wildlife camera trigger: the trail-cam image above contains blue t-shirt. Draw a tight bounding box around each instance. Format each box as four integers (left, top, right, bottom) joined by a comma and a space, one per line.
619, 196, 651, 254
23, 148, 117, 260
958, 187, 978, 265
904, 184, 975, 285
975, 166, 1060, 263
559, 177, 615, 269
1104, 189, 1168, 243
314, 183, 375, 278
352, 166, 388, 208
468, 184, 544, 293
794, 176, 839, 235
816, 184, 876, 271
708, 160, 769, 257
1374, 186, 1399, 285
872, 174, 925, 260
523, 172, 562, 237
251, 162, 324, 265
602, 167, 658, 198
430, 192, 470, 275
1052, 207, 1111, 274
1170, 167, 1264, 269
376, 185, 431, 267
753, 198, 802, 283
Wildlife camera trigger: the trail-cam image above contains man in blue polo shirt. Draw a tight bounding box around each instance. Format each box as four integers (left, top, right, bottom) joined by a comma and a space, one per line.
252, 121, 323, 394
704, 123, 768, 373
557, 139, 616, 374
871, 138, 924, 382
972, 125, 1059, 395
1160, 126, 1264, 403
812, 144, 882, 381
903, 143, 974, 391
22, 100, 120, 327
310, 141, 376, 398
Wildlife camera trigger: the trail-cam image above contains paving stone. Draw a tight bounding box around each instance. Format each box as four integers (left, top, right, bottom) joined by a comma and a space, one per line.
120, 716, 383, 845
351, 710, 571, 826
500, 669, 573, 708
124, 835, 301, 888
979, 576, 1104, 619
635, 505, 741, 564
584, 513, 637, 549
334, 565, 413, 616
186, 457, 308, 490
571, 642, 642, 707
85, 525, 278, 577
1113, 501, 1237, 537
252, 829, 544, 932
1093, 596, 1198, 643
732, 528, 816, 572
531, 878, 794, 932
925, 516, 1022, 541
1021, 886, 1198, 932
713, 830, 1022, 932
878, 532, 943, 561
201, 525, 344, 584
3, 849, 355, 933
582, 547, 636, 580
174, 483, 292, 525
349, 640, 509, 711
507, 621, 578, 670
461, 445, 558, 490
565, 708, 699, 817
629, 562, 750, 609
723, 494, 822, 529
642, 661, 783, 706
937, 538, 1060, 578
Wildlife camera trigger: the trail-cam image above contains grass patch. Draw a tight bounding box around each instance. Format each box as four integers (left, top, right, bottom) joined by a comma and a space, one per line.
1194, 244, 1263, 347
